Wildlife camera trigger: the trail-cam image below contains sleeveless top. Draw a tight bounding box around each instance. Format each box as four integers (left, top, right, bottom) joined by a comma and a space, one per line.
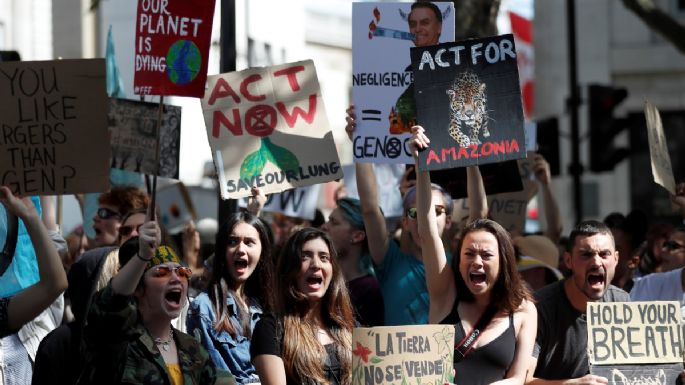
440, 301, 516, 385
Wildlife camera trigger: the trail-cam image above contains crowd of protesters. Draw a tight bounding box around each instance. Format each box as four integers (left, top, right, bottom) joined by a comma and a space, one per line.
2, 4, 685, 383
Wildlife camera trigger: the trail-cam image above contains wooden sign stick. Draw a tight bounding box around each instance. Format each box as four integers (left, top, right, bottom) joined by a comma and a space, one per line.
148, 95, 164, 221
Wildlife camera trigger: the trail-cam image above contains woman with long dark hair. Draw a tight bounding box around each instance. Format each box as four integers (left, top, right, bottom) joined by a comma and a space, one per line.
251, 228, 355, 385
187, 211, 274, 384
411, 126, 537, 385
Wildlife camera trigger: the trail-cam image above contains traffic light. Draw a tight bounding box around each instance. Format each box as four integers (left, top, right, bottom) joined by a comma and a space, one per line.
536, 117, 560, 176
0, 50, 20, 62
588, 84, 630, 172
588, 84, 629, 172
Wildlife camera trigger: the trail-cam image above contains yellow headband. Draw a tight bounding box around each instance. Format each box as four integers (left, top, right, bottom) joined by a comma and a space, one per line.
146, 245, 181, 270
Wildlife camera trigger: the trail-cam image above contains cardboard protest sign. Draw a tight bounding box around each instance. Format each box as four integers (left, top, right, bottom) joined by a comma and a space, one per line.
352, 325, 455, 385
202, 60, 343, 199
587, 301, 684, 385
157, 181, 196, 234
352, 2, 455, 164
134, 0, 216, 97
411, 34, 526, 171
109, 98, 182, 178
238, 184, 321, 221
644, 101, 676, 195
0, 59, 110, 195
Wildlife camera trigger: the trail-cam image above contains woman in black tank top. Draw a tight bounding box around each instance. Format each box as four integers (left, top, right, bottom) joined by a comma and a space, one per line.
409, 126, 538, 385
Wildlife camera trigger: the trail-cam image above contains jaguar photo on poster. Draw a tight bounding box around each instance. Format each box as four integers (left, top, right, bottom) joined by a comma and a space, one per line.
411, 34, 526, 171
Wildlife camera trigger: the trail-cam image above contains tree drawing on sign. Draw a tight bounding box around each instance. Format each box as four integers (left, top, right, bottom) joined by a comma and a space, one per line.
240, 138, 300, 181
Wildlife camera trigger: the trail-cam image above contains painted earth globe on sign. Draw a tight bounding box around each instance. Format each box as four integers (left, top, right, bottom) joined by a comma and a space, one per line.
166, 39, 201, 85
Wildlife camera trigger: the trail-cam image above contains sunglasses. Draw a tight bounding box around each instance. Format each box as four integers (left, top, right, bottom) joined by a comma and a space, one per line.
150, 265, 193, 280
97, 207, 121, 220
118, 224, 142, 237
663, 240, 685, 251
406, 205, 446, 220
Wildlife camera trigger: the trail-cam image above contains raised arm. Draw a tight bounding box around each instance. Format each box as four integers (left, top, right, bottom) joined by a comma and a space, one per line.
411, 126, 456, 323
1, 187, 68, 332
111, 217, 160, 296
346, 105, 389, 265
466, 165, 488, 223
532, 153, 563, 243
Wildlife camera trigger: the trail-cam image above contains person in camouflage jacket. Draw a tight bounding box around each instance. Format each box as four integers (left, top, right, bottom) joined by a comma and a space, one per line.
78, 219, 236, 385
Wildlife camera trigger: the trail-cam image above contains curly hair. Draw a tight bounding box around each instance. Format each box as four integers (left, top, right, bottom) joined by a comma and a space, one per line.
98, 186, 149, 217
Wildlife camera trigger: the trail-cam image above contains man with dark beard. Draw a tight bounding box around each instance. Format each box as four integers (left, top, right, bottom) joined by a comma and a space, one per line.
528, 221, 629, 385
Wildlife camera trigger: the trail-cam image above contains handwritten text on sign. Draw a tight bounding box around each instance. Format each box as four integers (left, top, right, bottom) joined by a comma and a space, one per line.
587, 301, 683, 365
201, 60, 343, 199
352, 325, 455, 385
134, 0, 215, 97
0, 59, 110, 195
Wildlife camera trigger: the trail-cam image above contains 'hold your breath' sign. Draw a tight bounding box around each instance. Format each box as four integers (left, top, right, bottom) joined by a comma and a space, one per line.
0, 59, 110, 195
352, 325, 455, 385
411, 34, 526, 171
201, 60, 343, 199
587, 301, 683, 365
134, 0, 216, 97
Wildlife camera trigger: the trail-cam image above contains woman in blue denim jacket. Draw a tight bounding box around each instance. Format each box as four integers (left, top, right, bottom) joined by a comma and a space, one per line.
187, 211, 274, 384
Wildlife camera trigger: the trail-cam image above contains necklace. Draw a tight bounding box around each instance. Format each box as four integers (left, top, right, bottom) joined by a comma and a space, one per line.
154, 329, 174, 352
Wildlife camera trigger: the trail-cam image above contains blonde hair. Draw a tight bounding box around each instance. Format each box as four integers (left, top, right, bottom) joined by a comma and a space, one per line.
95, 249, 120, 292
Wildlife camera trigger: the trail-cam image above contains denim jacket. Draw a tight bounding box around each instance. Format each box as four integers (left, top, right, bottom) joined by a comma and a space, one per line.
79, 283, 236, 385
187, 292, 262, 385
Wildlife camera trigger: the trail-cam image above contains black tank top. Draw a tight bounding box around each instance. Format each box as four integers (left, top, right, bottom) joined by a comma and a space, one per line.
440, 301, 516, 385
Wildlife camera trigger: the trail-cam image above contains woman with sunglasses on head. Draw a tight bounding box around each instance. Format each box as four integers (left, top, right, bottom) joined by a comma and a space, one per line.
92, 186, 149, 248
251, 227, 355, 385
117, 209, 147, 245
410, 126, 537, 385
186, 207, 274, 385
80, 217, 236, 385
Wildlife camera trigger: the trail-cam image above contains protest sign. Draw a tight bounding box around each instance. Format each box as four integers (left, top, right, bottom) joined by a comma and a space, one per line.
134, 0, 216, 97
430, 159, 524, 199
644, 100, 676, 195
202, 60, 343, 199
238, 184, 321, 221
109, 98, 182, 178
588, 301, 684, 385
411, 34, 526, 171
0, 59, 110, 195
157, 181, 196, 234
352, 325, 455, 385
352, 2, 455, 164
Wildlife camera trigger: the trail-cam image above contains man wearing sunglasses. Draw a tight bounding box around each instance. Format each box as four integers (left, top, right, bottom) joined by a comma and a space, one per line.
630, 227, 685, 314
92, 187, 149, 248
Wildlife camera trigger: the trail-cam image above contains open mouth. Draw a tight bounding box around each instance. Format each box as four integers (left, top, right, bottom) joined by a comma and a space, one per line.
587, 271, 605, 287
306, 275, 324, 289
234, 259, 248, 271
469, 272, 487, 285
165, 289, 182, 306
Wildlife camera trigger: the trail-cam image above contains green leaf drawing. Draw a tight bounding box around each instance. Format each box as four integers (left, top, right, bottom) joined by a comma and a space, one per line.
239, 144, 268, 180
370, 356, 383, 364
263, 137, 300, 172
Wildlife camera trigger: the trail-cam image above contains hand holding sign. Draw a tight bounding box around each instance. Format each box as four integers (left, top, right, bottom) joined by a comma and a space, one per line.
246, 187, 267, 216
409, 125, 430, 163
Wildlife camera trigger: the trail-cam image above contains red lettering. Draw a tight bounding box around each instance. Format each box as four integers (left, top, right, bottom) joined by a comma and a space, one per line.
240, 74, 265, 102
208, 78, 241, 106
426, 149, 440, 165
245, 105, 277, 136
481, 142, 493, 156
507, 139, 520, 153
494, 141, 506, 155
212, 109, 242, 137
469, 144, 479, 158
273, 65, 305, 92
441, 147, 456, 162
276, 94, 317, 128
458, 147, 469, 159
